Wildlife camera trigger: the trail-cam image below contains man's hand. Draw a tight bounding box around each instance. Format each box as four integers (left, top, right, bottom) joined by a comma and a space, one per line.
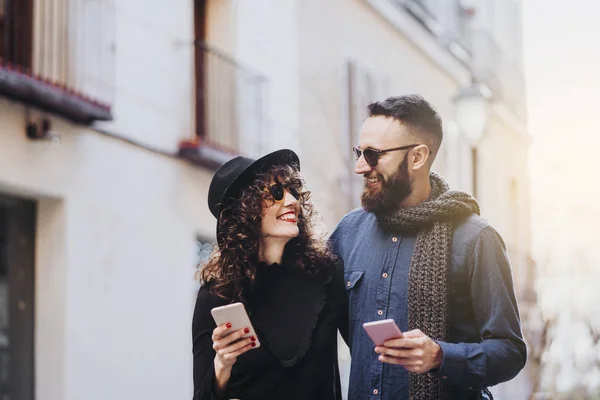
374, 329, 443, 374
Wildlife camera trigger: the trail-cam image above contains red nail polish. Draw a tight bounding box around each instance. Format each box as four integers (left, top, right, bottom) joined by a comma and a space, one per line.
251, 336, 256, 341
251, 342, 256, 347
226, 323, 232, 329
244, 327, 250, 334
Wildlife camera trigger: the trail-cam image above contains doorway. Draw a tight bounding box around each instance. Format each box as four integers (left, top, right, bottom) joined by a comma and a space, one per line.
0, 195, 36, 400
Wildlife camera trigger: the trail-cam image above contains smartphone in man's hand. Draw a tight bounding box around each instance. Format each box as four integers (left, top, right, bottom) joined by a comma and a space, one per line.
362, 319, 404, 346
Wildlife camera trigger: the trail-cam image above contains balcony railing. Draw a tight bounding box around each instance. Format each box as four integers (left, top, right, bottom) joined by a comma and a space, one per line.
393, 0, 527, 121
0, 0, 115, 123
470, 30, 527, 120
180, 42, 268, 169
402, 0, 473, 54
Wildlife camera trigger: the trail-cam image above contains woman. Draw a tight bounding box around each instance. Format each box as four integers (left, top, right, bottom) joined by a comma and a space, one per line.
193, 149, 348, 400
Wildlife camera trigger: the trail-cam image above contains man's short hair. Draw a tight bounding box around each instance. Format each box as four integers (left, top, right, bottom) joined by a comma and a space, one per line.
367, 95, 443, 159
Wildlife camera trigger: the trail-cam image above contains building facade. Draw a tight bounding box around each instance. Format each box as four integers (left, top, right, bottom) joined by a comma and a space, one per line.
0, 0, 534, 399
0, 1, 212, 399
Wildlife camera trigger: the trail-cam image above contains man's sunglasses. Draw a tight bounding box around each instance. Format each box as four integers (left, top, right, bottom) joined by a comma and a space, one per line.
266, 183, 301, 202
352, 144, 420, 167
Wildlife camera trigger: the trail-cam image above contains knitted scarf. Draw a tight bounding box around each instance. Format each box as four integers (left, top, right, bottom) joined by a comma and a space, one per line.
376, 172, 480, 400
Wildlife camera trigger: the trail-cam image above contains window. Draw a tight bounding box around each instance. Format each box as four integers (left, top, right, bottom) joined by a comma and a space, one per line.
181, 0, 268, 168
193, 1, 266, 157
0, 0, 33, 69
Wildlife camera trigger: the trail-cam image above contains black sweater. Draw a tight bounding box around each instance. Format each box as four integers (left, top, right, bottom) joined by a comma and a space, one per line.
192, 260, 348, 400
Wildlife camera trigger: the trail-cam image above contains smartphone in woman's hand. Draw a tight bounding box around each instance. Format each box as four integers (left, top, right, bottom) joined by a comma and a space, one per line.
211, 303, 261, 348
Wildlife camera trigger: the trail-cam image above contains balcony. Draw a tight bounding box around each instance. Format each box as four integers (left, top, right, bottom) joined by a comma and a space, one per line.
179, 42, 268, 170
402, 0, 473, 57
380, 0, 527, 121
470, 30, 527, 121
0, 0, 114, 123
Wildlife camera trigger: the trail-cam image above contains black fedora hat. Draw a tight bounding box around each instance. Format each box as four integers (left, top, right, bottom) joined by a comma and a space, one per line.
208, 149, 300, 221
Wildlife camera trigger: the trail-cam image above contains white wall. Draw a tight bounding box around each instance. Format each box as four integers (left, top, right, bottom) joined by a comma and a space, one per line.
235, 0, 301, 153
1, 5, 213, 397
0, 98, 211, 400
93, 0, 196, 154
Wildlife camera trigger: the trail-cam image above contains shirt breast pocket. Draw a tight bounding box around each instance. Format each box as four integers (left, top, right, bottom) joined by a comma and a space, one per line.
344, 270, 365, 321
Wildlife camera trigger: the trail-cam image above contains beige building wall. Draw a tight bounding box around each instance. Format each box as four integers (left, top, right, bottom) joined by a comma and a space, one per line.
0, 99, 212, 400
0, 1, 213, 398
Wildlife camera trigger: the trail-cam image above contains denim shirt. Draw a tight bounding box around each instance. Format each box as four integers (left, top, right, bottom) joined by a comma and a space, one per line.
329, 208, 526, 400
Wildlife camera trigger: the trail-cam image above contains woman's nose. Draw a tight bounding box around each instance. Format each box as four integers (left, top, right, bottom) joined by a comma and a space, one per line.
283, 189, 298, 206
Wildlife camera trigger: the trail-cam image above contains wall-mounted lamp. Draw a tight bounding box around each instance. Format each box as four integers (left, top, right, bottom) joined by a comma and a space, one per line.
25, 116, 60, 142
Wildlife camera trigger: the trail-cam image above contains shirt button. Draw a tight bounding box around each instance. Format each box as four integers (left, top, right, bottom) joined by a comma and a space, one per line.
392, 237, 398, 242
347, 281, 351, 287
382, 272, 388, 278
377, 310, 383, 316
373, 389, 379, 395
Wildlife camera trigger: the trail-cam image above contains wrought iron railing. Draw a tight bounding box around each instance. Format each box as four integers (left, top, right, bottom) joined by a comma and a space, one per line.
0, 0, 116, 106
470, 30, 527, 120
402, 0, 473, 54
195, 41, 267, 157
396, 1, 527, 120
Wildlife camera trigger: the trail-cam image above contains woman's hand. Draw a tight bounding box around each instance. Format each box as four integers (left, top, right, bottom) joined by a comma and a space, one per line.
212, 323, 257, 393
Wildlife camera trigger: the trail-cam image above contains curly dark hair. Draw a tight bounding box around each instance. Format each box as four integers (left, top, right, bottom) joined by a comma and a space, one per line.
199, 163, 335, 302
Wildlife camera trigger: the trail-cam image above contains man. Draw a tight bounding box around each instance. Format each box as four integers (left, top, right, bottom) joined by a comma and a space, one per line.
329, 95, 526, 400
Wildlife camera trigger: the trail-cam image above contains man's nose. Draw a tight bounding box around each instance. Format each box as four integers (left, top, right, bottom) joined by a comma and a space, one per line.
355, 155, 372, 175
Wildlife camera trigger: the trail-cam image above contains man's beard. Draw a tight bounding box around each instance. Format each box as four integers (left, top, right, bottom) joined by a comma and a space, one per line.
361, 154, 412, 213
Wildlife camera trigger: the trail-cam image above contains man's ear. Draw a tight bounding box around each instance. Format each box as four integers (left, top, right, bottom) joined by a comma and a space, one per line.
411, 145, 431, 171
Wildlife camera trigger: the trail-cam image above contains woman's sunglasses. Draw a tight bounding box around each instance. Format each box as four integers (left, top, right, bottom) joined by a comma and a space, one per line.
352, 144, 420, 167
266, 183, 301, 203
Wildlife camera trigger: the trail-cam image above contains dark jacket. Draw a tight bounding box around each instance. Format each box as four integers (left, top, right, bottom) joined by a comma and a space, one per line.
192, 260, 348, 400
